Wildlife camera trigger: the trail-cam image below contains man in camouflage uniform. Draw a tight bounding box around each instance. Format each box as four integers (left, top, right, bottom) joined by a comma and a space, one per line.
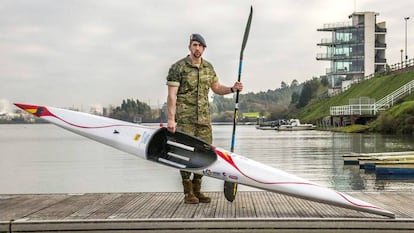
166, 34, 243, 204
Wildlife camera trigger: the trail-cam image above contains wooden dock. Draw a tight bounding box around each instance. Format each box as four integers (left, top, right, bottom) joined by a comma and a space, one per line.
1, 191, 414, 232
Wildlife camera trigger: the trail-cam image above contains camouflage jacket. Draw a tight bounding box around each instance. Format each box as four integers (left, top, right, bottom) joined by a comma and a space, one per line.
167, 56, 218, 125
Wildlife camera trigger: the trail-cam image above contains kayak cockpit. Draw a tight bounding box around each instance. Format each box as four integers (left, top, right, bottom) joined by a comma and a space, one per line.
146, 127, 217, 170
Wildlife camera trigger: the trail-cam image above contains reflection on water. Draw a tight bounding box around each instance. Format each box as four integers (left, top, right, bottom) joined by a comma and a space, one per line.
1, 124, 414, 194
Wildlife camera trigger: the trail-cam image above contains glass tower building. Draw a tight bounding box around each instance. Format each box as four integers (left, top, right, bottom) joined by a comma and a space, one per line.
317, 12, 387, 88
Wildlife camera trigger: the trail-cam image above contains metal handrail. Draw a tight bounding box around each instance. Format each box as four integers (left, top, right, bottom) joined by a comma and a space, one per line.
374, 80, 414, 113
330, 80, 414, 116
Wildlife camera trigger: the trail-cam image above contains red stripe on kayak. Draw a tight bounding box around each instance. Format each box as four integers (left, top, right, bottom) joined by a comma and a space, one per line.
215, 148, 385, 210
14, 103, 137, 129
215, 148, 311, 186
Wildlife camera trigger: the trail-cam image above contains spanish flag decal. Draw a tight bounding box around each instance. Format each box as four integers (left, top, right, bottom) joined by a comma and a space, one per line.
14, 103, 53, 117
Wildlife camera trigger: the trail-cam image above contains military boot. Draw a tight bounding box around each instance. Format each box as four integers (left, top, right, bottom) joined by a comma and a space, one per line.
192, 179, 211, 203
182, 179, 199, 204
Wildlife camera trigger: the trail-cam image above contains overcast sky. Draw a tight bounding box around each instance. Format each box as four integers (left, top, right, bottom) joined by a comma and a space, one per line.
1, 0, 413, 112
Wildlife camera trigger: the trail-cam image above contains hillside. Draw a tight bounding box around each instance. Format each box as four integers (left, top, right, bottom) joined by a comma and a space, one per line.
295, 71, 414, 123
369, 98, 414, 134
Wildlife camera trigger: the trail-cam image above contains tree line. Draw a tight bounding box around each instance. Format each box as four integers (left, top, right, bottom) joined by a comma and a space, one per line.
109, 77, 329, 123
109, 99, 154, 123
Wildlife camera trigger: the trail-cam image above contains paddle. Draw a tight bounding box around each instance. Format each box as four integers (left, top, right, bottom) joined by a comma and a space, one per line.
224, 6, 253, 202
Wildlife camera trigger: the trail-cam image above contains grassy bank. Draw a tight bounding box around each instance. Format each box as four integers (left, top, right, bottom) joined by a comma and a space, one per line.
296, 71, 414, 123
292, 71, 414, 134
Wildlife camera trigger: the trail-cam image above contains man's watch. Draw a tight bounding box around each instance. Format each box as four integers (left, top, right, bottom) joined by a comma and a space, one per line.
230, 87, 235, 93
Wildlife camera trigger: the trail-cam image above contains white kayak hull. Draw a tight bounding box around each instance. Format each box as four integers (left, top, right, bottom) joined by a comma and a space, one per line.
15, 103, 394, 218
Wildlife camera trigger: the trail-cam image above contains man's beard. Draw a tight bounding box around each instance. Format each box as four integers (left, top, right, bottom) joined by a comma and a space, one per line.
193, 51, 202, 58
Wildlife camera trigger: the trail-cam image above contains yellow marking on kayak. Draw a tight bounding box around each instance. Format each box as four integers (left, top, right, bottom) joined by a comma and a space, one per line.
221, 152, 229, 160
134, 134, 141, 141
25, 108, 38, 114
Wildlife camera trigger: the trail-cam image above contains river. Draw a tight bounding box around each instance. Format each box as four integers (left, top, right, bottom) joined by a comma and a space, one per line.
1, 124, 414, 194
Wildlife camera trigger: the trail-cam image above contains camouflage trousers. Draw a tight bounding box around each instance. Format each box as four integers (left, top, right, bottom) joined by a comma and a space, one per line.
177, 123, 212, 180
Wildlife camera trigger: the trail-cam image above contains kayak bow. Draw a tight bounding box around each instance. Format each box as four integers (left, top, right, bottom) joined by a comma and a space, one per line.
14, 103, 395, 218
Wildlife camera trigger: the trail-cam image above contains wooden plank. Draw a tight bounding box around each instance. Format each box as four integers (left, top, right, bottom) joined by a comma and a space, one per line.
397, 192, 414, 217
373, 192, 412, 218
0, 194, 69, 220
214, 192, 236, 218
66, 193, 122, 219
0, 195, 29, 211
127, 193, 165, 219
250, 191, 277, 218
350, 192, 394, 218
108, 193, 153, 219
193, 192, 218, 218
352, 192, 409, 218
265, 192, 288, 217
171, 194, 200, 219
5, 218, 414, 232
308, 201, 343, 218
149, 192, 181, 218
284, 195, 311, 218
290, 197, 323, 218
27, 194, 105, 220
171, 202, 197, 218
1, 191, 413, 223
213, 191, 225, 218
235, 191, 256, 218
86, 193, 137, 219
269, 193, 300, 217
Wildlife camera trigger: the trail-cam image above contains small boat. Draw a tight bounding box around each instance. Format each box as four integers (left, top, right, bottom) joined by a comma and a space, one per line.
277, 119, 315, 131
255, 125, 276, 130
256, 120, 285, 130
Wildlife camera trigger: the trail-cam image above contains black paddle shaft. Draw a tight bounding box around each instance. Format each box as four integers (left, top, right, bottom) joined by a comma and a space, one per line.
224, 6, 253, 203
230, 6, 253, 152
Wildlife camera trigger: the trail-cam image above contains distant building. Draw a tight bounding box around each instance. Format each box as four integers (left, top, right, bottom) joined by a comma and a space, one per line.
316, 12, 387, 90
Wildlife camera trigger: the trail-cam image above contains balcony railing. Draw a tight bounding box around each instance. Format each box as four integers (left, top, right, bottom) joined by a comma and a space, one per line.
318, 38, 363, 46
326, 68, 364, 74
318, 38, 333, 44
316, 53, 364, 60
316, 53, 331, 60
319, 21, 353, 30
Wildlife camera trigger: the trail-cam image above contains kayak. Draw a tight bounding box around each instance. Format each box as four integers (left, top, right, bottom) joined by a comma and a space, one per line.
14, 103, 395, 218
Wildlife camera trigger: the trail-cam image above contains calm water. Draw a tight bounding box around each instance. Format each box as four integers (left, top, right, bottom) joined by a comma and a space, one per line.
1, 124, 414, 194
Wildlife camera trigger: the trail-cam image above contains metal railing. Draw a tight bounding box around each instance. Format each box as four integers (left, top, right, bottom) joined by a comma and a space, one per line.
330, 104, 376, 116
330, 79, 414, 116
374, 79, 414, 113
318, 38, 363, 45
388, 58, 414, 71
320, 21, 352, 29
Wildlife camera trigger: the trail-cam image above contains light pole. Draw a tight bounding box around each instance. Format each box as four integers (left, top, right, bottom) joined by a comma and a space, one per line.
405, 17, 410, 66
